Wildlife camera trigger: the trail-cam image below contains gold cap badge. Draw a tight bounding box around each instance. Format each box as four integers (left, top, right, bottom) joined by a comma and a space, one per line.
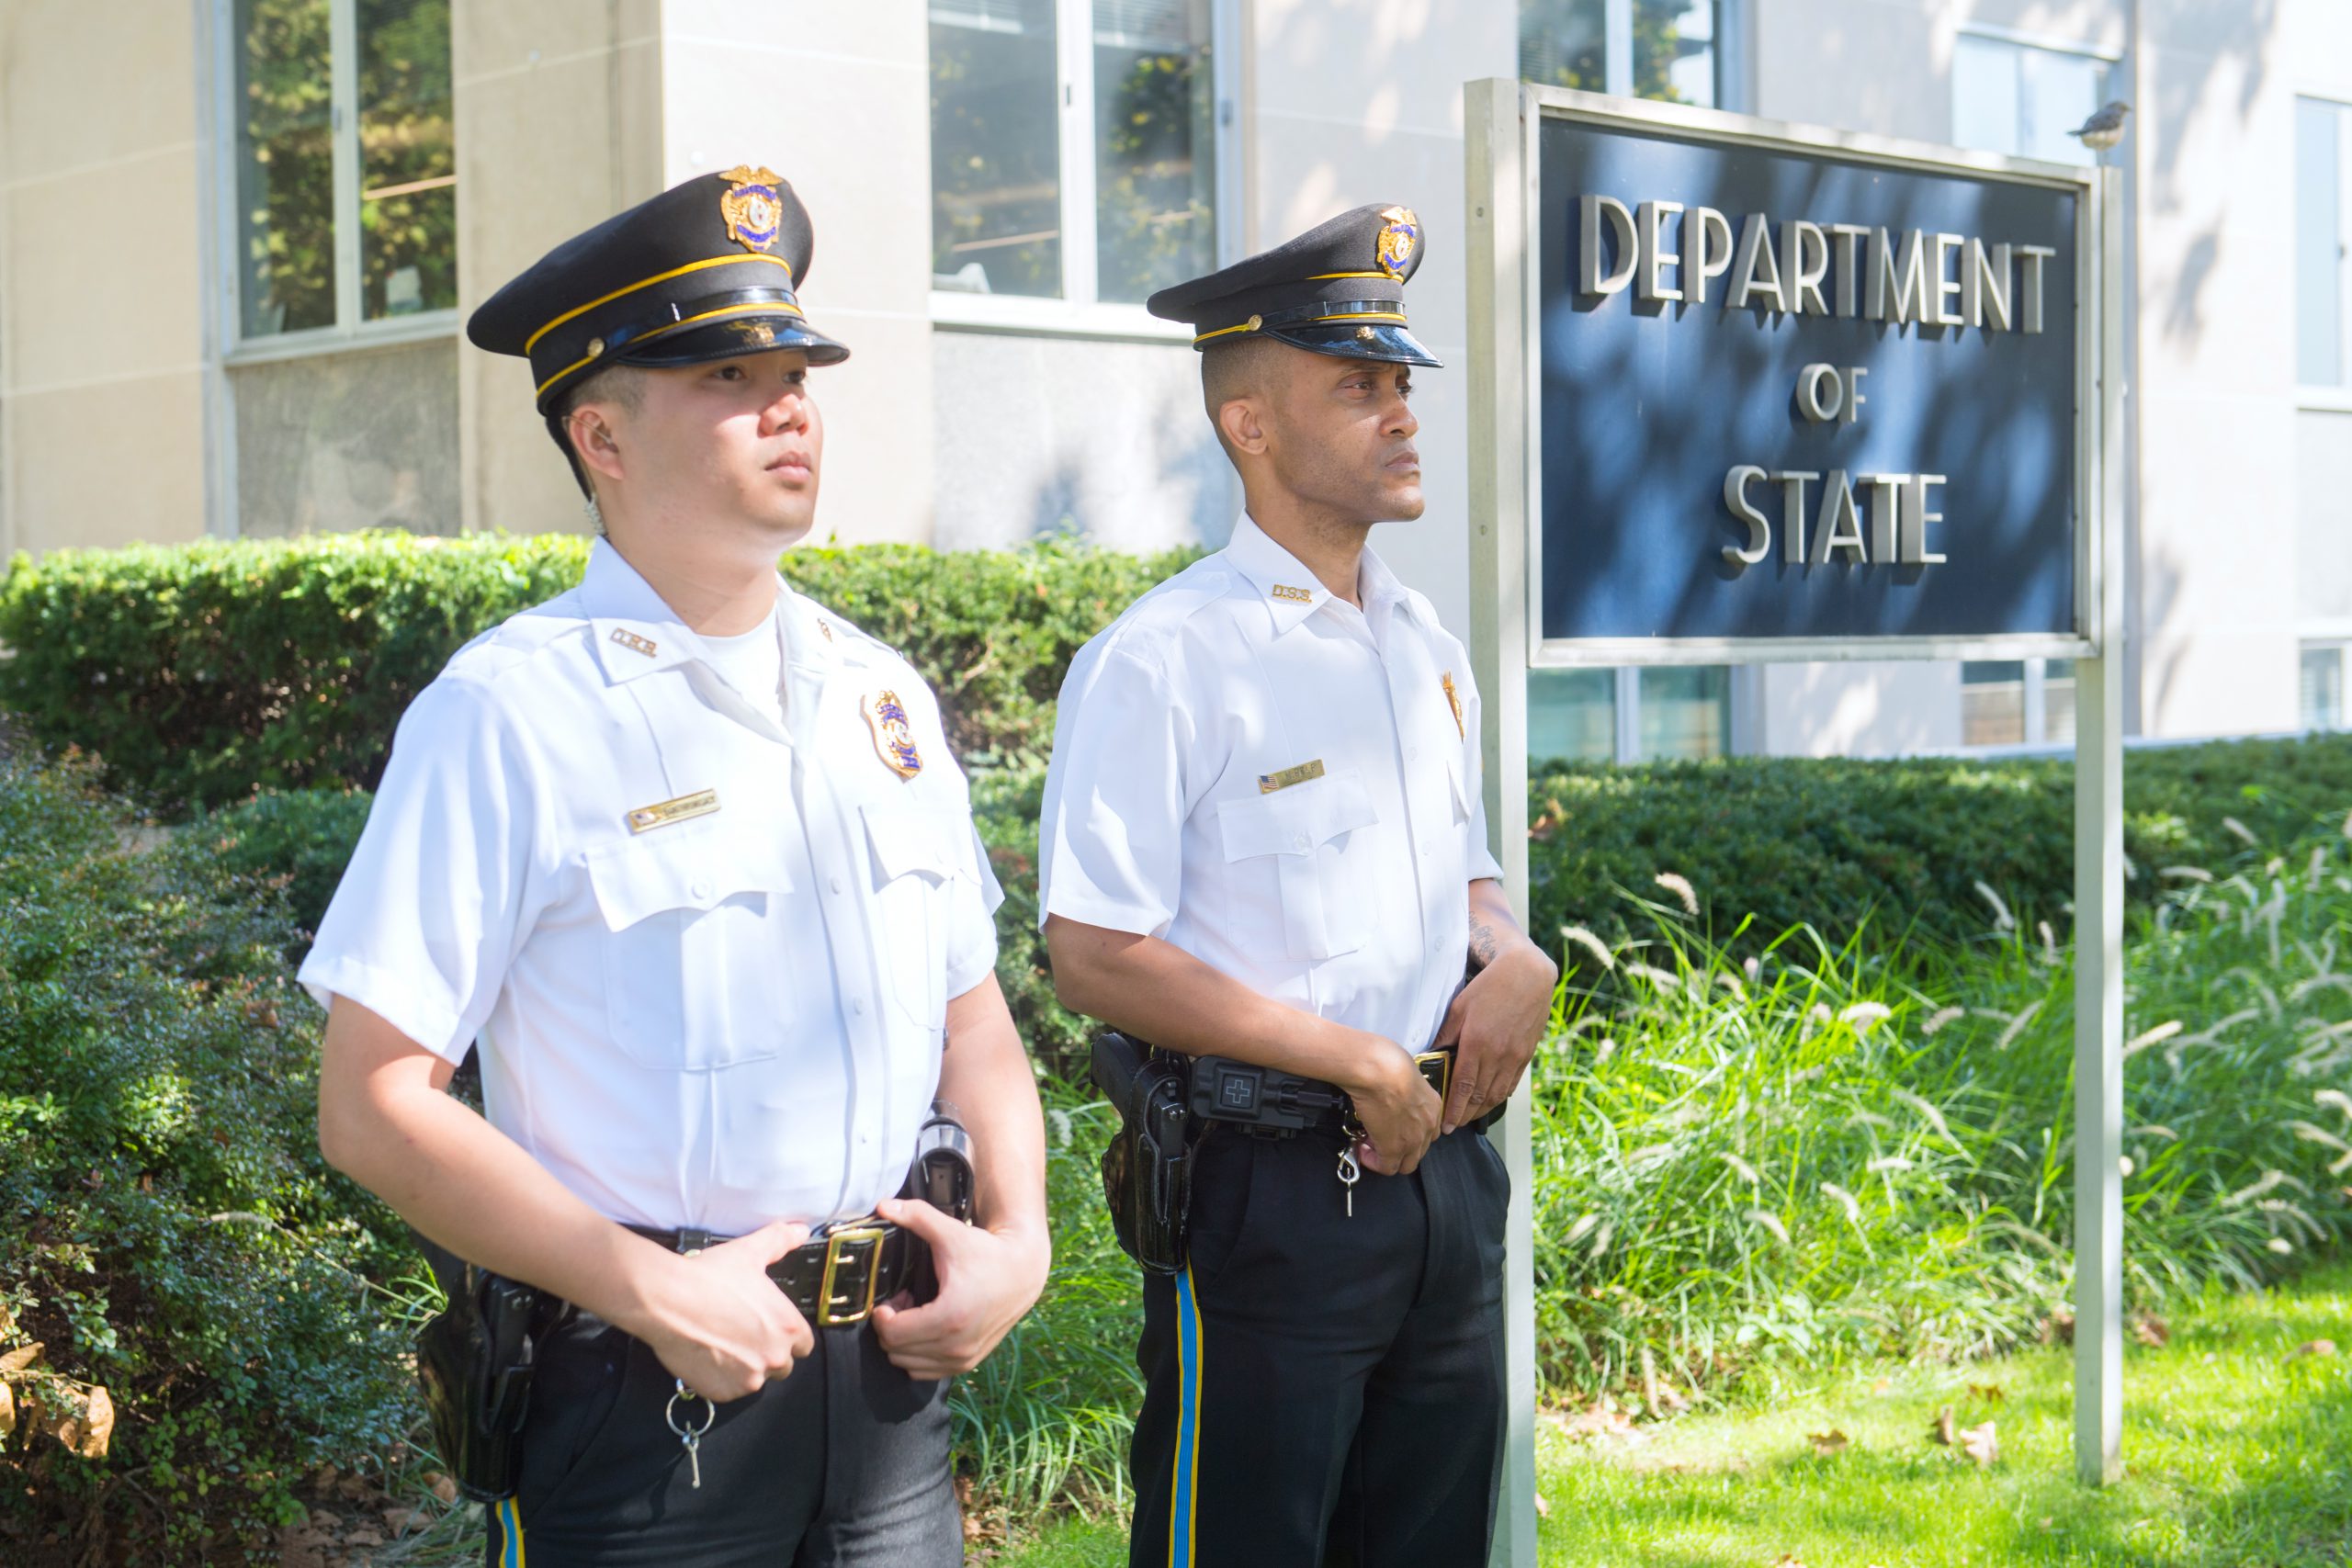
1375, 205, 1419, 280
718, 164, 786, 254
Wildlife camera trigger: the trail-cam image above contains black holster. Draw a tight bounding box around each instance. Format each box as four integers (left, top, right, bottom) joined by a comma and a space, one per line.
1090, 1031, 1193, 1275
412, 1236, 568, 1503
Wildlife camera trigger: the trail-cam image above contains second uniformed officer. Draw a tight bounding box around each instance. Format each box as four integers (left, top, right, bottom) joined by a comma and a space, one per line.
304, 168, 1050, 1565
1039, 205, 1561, 1565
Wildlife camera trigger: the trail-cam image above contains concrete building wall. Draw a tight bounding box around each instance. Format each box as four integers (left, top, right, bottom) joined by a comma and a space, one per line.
0, 0, 209, 557
1250, 0, 1520, 636
452, 0, 665, 539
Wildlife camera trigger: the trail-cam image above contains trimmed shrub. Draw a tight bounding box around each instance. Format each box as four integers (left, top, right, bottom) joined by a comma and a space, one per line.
0, 754, 413, 1562
0, 532, 1196, 815
1531, 736, 2352, 960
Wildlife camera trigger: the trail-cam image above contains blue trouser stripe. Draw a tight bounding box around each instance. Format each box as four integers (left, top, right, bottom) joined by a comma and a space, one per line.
1170, 1262, 1203, 1568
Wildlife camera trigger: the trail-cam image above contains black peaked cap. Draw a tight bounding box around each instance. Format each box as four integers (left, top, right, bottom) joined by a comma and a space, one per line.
1145, 203, 1441, 367
468, 166, 850, 414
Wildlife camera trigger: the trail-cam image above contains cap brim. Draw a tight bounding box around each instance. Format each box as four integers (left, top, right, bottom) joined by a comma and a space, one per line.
1263, 321, 1441, 368
616, 316, 851, 369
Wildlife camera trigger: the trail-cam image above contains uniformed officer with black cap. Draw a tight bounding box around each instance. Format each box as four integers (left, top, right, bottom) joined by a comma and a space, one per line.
1039, 205, 1560, 1565
306, 167, 1050, 1566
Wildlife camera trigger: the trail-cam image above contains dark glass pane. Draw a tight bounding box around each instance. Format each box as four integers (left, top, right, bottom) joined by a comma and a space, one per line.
358, 0, 456, 319
235, 0, 335, 337
1519, 0, 1605, 90
932, 0, 1064, 299
1634, 0, 1713, 106
1637, 665, 1727, 761
1094, 0, 1216, 304
1529, 669, 1617, 762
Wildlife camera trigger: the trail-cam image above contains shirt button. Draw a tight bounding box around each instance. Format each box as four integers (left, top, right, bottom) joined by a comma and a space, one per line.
1290, 831, 1309, 852
689, 878, 713, 901
851, 998, 865, 1017
1408, 745, 1421, 761
830, 876, 843, 895
1420, 844, 1430, 858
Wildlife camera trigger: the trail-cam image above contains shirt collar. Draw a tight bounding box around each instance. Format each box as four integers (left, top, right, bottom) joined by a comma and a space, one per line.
1222, 513, 1419, 637
1223, 513, 1336, 637
579, 537, 831, 688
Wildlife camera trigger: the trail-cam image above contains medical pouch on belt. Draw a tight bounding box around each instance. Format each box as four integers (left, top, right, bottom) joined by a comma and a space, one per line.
1214, 765, 1381, 962
857, 800, 963, 1032
583, 820, 799, 1070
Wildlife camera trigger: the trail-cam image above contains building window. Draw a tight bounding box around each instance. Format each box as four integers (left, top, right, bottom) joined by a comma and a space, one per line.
1951, 28, 2113, 168
2300, 96, 2351, 389
1962, 658, 2075, 747
929, 0, 1220, 308
2305, 645, 2346, 731
1520, 0, 1720, 107
230, 0, 456, 344
1530, 666, 1731, 763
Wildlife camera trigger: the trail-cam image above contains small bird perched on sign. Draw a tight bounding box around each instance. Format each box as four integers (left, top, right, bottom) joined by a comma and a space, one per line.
2070, 101, 2132, 152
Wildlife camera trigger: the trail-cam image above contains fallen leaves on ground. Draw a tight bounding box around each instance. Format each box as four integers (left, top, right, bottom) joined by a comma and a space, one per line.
2132, 1313, 2171, 1348
2289, 1338, 2337, 1359
1959, 1419, 1999, 1466
1806, 1429, 1849, 1455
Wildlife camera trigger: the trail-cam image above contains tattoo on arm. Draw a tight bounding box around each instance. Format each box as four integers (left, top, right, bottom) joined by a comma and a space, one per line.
1467, 915, 1500, 970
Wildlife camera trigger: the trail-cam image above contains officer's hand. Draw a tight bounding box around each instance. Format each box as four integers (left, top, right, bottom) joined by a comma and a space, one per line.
867, 1199, 1049, 1381
1434, 945, 1559, 1133
1345, 1043, 1442, 1177
637, 1219, 817, 1402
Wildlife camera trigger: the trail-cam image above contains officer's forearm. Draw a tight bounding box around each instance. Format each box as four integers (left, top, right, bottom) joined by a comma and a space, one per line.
316, 996, 681, 1333
935, 974, 1049, 1248
1044, 915, 1403, 1096
1466, 878, 1549, 976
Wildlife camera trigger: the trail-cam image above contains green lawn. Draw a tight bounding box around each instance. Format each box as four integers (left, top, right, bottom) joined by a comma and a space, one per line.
988, 1262, 2352, 1567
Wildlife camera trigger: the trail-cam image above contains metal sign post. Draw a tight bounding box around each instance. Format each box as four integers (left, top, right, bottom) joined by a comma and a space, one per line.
1462, 80, 2125, 1562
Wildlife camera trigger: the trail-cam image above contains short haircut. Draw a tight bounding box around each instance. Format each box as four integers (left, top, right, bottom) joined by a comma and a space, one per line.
1199, 336, 1286, 462
543, 363, 648, 498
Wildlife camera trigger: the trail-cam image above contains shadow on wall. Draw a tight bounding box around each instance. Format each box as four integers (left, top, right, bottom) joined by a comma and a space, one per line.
933, 331, 1236, 553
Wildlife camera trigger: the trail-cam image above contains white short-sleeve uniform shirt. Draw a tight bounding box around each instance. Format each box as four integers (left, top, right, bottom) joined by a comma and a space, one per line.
299, 539, 1001, 1235
1038, 514, 1506, 1056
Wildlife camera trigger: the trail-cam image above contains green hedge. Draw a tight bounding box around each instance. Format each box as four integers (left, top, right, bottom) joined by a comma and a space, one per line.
0, 755, 413, 1558
1531, 736, 2352, 959
0, 532, 1195, 815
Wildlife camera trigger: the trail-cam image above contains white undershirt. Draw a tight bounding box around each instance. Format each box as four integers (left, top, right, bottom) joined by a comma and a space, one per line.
699, 608, 786, 728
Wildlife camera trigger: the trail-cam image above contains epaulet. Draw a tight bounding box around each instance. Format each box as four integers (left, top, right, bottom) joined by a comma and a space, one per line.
438, 588, 586, 682
1084, 554, 1242, 669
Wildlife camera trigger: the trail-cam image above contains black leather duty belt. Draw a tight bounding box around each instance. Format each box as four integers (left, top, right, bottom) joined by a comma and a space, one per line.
625, 1220, 922, 1328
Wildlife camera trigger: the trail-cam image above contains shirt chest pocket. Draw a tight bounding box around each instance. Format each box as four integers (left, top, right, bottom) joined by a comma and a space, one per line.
585, 829, 797, 1072
1216, 768, 1382, 964
859, 802, 963, 1034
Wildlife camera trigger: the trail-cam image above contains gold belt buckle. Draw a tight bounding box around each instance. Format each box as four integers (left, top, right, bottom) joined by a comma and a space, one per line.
816, 1224, 886, 1326
1413, 1048, 1453, 1103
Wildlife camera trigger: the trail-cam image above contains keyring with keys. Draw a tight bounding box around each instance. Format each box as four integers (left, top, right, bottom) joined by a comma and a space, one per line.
664, 1378, 716, 1489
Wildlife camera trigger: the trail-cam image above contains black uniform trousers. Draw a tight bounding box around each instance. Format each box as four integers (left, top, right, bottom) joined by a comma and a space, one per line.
483, 1310, 960, 1567
1127, 1122, 1510, 1568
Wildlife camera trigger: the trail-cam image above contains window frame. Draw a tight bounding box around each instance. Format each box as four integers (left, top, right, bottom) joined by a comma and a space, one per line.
2298, 91, 2352, 404
927, 0, 1239, 341
1527, 664, 1740, 764
207, 0, 460, 368
1958, 656, 2076, 750
1521, 0, 1746, 113
2301, 640, 2348, 732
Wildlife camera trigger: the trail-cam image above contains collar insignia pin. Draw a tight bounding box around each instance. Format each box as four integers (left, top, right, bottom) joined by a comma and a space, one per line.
865, 690, 923, 779
609, 627, 659, 657
1271, 583, 1313, 603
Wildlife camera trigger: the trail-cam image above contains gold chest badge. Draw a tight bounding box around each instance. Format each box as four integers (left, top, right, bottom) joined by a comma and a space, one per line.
865, 690, 923, 779
1442, 671, 1464, 738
